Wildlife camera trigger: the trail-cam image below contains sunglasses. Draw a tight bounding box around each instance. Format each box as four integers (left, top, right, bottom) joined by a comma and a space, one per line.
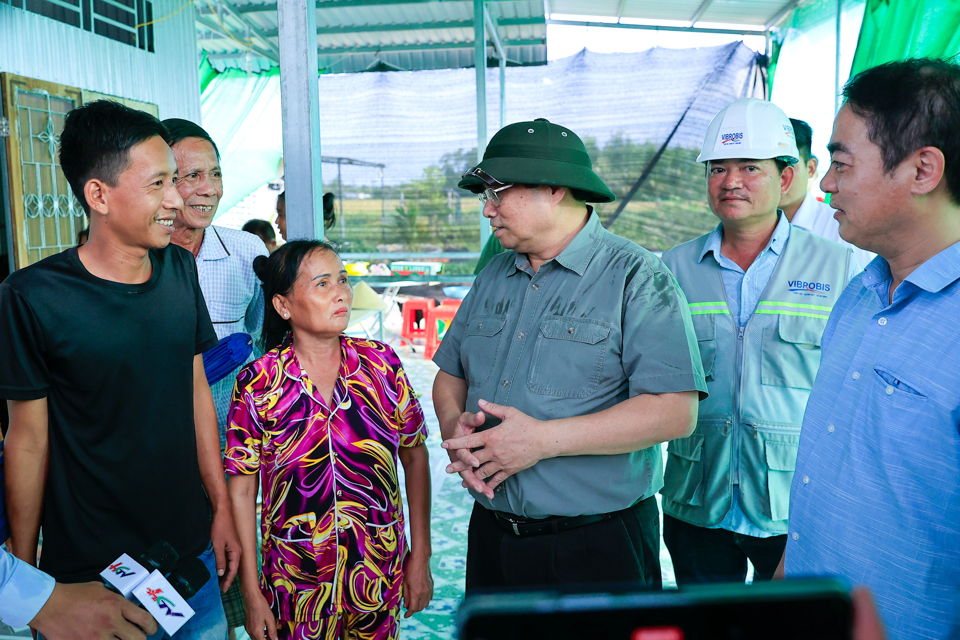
462, 167, 515, 207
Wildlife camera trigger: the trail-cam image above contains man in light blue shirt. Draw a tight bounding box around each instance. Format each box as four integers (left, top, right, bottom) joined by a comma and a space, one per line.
786, 58, 960, 640
0, 547, 157, 639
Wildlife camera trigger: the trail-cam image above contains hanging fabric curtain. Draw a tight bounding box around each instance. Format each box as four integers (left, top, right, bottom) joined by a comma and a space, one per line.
200, 71, 283, 217
849, 0, 960, 76
768, 0, 864, 204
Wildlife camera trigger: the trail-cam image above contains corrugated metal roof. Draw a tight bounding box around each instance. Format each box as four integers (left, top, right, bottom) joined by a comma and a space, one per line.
551, 0, 795, 28
197, 0, 547, 73
196, 0, 795, 74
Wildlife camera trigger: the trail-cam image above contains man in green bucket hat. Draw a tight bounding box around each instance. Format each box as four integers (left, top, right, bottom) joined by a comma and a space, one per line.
433, 119, 707, 590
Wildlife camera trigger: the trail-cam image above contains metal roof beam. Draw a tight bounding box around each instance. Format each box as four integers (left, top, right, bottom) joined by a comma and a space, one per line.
316, 37, 543, 54
320, 155, 385, 167
213, 0, 281, 58
546, 18, 764, 36
232, 0, 520, 14
764, 0, 799, 29
196, 15, 279, 61
615, 0, 628, 21
237, 16, 543, 38
484, 6, 506, 60
688, 0, 715, 26
205, 51, 268, 60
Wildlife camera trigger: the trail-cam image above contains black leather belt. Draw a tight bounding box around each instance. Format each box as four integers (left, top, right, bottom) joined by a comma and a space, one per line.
490, 509, 615, 537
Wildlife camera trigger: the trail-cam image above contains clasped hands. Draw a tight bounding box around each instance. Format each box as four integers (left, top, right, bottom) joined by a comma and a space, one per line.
441, 399, 547, 499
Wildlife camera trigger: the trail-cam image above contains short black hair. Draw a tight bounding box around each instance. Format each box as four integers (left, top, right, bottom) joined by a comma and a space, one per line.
162, 118, 221, 160
843, 58, 960, 203
242, 219, 276, 242
59, 100, 170, 214
790, 118, 814, 162
252, 240, 340, 351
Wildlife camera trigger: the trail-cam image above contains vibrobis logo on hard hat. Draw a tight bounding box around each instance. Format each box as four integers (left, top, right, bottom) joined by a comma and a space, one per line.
698, 98, 799, 165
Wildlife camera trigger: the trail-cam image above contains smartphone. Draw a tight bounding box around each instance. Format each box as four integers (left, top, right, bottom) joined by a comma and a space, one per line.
458, 578, 853, 640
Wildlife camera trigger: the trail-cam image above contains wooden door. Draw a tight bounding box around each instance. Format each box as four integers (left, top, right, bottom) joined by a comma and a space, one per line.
1, 73, 84, 269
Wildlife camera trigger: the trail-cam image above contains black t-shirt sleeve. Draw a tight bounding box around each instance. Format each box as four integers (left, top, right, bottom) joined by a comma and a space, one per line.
0, 281, 50, 400
187, 252, 218, 354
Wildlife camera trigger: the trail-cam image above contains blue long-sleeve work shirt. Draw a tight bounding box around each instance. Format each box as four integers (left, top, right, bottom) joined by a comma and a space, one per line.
0, 547, 55, 628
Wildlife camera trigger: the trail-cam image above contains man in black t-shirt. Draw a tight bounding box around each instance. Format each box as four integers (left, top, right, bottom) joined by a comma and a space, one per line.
0, 101, 241, 639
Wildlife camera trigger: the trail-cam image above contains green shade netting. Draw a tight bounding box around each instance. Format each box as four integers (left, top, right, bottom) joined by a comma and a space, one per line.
850, 0, 960, 76
200, 73, 284, 217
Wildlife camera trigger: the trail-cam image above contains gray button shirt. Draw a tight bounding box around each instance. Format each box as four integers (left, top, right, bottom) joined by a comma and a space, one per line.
434, 212, 707, 518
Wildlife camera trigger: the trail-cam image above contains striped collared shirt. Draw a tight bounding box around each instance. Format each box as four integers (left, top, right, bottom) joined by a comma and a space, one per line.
196, 225, 268, 445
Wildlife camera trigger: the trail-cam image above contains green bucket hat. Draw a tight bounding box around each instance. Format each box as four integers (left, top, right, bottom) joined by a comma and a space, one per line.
458, 118, 615, 203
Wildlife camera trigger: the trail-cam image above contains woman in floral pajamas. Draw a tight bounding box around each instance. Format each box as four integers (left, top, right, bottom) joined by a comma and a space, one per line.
226, 240, 433, 640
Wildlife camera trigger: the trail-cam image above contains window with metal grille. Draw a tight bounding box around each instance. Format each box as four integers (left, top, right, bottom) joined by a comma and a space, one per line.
3, 0, 154, 52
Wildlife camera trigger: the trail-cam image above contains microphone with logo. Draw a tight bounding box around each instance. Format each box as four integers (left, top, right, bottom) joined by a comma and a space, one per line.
100, 540, 179, 598
132, 556, 211, 635
100, 541, 209, 635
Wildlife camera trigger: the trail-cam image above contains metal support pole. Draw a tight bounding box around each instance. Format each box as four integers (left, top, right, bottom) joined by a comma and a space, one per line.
379, 168, 386, 225
278, 0, 323, 240
499, 56, 506, 129
474, 0, 490, 247
835, 0, 842, 114
338, 159, 345, 240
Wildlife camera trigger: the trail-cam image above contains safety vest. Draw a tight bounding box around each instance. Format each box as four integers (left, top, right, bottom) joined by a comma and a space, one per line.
660, 226, 852, 534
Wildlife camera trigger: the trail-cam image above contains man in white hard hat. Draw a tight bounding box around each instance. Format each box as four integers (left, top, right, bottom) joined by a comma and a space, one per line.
779, 118, 874, 268
659, 98, 859, 585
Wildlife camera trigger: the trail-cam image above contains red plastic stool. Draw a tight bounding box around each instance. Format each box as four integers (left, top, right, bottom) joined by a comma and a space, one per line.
400, 297, 436, 347
440, 298, 463, 308
424, 304, 459, 360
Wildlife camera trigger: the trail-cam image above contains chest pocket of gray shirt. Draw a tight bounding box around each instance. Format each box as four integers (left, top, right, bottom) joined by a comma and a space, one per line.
461, 314, 507, 388
527, 316, 611, 398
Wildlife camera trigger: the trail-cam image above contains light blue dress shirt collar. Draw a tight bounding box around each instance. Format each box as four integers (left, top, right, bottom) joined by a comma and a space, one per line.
698, 212, 792, 328
698, 211, 791, 266
862, 241, 960, 306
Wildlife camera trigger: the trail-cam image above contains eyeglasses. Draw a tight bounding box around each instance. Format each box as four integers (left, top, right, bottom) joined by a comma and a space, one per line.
175, 171, 223, 190
479, 183, 514, 207
461, 167, 514, 207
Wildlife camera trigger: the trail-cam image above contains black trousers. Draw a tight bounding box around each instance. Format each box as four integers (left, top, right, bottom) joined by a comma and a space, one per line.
663, 514, 786, 585
465, 497, 662, 592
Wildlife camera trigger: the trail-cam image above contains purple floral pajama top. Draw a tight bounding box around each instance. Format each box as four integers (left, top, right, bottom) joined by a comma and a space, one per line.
224, 335, 427, 621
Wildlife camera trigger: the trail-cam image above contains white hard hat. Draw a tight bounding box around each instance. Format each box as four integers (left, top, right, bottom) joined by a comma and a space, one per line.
697, 98, 799, 165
